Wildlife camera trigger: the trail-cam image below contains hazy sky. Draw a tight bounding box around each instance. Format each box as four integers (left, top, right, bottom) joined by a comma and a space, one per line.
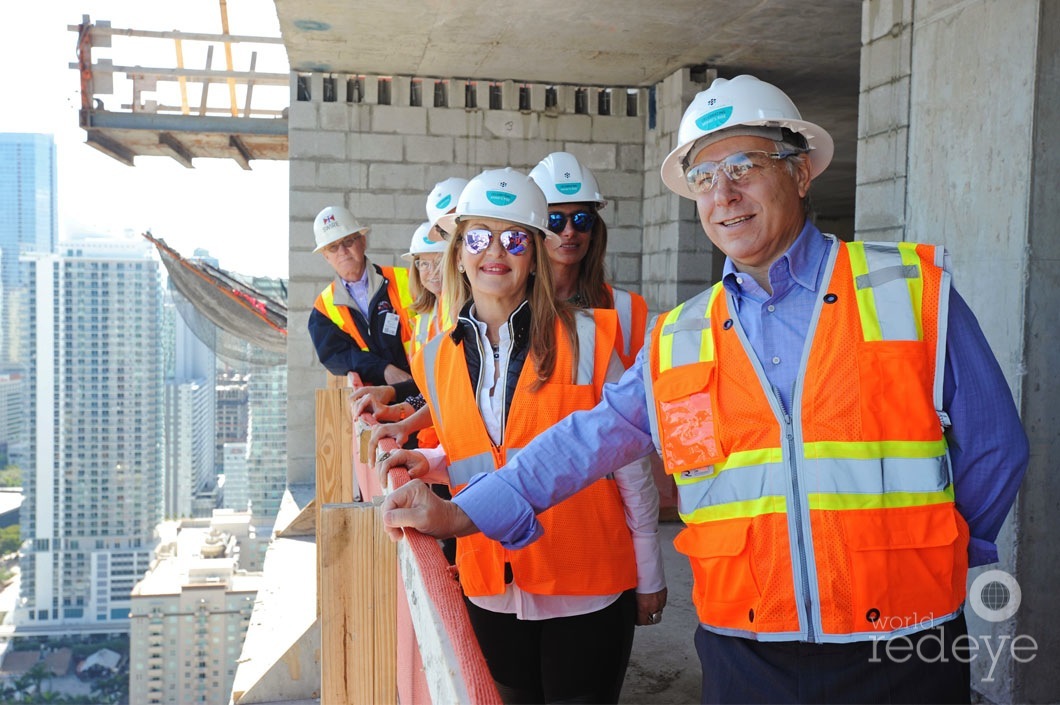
1, 0, 290, 278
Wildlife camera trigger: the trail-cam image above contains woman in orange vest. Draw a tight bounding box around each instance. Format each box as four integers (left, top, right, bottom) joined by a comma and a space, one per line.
379, 168, 666, 704
529, 152, 648, 368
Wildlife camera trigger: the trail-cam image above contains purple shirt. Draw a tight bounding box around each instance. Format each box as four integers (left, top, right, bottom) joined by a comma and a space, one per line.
454, 222, 1029, 567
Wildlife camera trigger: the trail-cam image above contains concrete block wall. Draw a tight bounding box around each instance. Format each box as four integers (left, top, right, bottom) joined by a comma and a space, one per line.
286, 71, 661, 485
641, 68, 720, 311
860, 2, 1058, 701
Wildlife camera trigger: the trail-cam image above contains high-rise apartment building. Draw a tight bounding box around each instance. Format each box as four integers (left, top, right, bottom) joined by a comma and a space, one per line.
129, 510, 260, 705
164, 294, 218, 519
19, 233, 163, 628
245, 365, 287, 526
215, 371, 249, 474
0, 133, 57, 366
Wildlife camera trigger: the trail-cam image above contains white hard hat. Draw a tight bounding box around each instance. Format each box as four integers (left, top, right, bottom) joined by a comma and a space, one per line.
426, 177, 470, 228
435, 168, 556, 237
660, 74, 834, 200
529, 152, 607, 208
401, 222, 447, 261
313, 206, 370, 252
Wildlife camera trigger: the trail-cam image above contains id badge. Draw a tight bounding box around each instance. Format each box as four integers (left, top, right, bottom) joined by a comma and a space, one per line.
382, 312, 400, 336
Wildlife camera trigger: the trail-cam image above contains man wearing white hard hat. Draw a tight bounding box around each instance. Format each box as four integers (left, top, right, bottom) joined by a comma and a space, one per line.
308, 205, 416, 390
381, 75, 1028, 703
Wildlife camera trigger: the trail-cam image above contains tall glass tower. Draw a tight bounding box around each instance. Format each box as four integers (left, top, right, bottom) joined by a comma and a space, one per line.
0, 133, 57, 366
19, 233, 163, 629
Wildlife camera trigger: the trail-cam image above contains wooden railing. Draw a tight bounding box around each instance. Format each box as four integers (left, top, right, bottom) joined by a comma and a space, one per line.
315, 372, 501, 704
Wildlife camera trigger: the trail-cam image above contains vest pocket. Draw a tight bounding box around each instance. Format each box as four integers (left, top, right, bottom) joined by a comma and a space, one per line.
654, 361, 726, 474
674, 520, 760, 626
844, 505, 966, 632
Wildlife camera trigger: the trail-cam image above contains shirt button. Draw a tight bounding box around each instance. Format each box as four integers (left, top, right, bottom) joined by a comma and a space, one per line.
735, 277, 744, 285
771, 356, 781, 365
767, 305, 776, 312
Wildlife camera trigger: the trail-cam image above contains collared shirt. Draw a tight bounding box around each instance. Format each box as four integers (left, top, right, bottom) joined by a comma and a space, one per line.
342, 267, 372, 318
453, 222, 1029, 569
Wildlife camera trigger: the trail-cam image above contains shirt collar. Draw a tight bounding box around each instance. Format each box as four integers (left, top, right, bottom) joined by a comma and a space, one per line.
721, 220, 828, 300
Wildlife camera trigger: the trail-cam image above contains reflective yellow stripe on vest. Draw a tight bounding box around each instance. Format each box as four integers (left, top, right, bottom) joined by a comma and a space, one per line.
319, 283, 369, 351
847, 241, 924, 342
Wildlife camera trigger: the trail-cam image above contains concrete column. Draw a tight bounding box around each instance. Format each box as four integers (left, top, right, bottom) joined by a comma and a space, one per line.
859, 1, 1056, 700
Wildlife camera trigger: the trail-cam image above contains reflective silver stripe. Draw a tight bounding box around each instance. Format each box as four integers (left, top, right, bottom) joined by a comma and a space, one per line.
643, 354, 663, 455
667, 289, 715, 368
612, 288, 633, 358
675, 462, 783, 516
934, 267, 951, 423
447, 452, 497, 486
420, 332, 446, 435
573, 310, 597, 385
675, 455, 947, 517
859, 243, 918, 341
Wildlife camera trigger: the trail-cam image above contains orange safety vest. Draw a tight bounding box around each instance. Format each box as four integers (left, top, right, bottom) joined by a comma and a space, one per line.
415, 308, 638, 597
606, 284, 649, 369
313, 267, 414, 351
645, 239, 968, 642
408, 300, 453, 449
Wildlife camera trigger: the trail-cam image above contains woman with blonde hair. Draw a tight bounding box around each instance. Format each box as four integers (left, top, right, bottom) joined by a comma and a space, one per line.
379, 168, 666, 704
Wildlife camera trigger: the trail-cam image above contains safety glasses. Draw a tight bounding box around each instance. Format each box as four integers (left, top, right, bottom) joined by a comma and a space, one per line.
324, 234, 364, 254
547, 210, 596, 234
463, 228, 531, 256
684, 150, 801, 194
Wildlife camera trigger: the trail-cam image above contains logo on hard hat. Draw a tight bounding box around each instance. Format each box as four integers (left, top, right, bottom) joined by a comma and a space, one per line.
420, 234, 433, 245
435, 194, 452, 210
556, 183, 582, 195
322, 214, 336, 225
695, 106, 733, 131
486, 191, 516, 207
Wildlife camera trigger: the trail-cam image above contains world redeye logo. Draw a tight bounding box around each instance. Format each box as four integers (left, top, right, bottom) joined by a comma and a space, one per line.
556, 183, 581, 195
436, 194, 452, 210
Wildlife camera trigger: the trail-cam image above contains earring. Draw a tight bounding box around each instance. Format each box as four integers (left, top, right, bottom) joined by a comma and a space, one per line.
530, 270, 536, 277
458, 264, 465, 273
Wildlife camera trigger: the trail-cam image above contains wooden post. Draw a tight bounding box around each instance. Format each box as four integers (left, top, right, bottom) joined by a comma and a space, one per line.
315, 376, 355, 617
320, 503, 397, 705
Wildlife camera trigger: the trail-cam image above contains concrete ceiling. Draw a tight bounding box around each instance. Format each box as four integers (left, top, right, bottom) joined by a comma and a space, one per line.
274, 0, 862, 220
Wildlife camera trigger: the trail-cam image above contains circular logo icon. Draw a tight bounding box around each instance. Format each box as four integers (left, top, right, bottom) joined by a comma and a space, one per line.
968, 569, 1021, 622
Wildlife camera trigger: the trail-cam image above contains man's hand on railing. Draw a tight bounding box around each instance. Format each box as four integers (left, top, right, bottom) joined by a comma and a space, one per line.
379, 479, 477, 542
368, 421, 411, 467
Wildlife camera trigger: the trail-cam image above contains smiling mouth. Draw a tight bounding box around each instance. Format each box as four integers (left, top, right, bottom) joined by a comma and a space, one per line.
719, 215, 754, 227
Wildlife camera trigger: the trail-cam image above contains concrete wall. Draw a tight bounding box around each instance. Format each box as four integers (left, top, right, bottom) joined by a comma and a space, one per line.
286, 72, 670, 484
860, 1, 1056, 701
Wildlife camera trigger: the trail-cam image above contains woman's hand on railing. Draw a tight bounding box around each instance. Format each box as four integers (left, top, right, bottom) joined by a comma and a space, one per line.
350, 385, 396, 418
376, 448, 430, 489
379, 479, 477, 541
368, 421, 411, 467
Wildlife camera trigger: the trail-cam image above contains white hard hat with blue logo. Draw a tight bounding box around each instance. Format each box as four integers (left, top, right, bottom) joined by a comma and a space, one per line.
435, 167, 557, 237
426, 177, 470, 228
660, 74, 834, 200
529, 151, 607, 208
401, 222, 447, 261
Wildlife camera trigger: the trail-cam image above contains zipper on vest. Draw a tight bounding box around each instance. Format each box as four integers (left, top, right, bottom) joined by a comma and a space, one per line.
776, 386, 816, 643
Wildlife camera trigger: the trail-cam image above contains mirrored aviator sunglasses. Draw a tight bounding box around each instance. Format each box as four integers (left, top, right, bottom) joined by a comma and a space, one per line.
463, 228, 530, 256
548, 210, 596, 234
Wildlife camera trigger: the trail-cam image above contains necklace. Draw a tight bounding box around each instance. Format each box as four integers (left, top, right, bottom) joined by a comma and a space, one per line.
491, 343, 500, 360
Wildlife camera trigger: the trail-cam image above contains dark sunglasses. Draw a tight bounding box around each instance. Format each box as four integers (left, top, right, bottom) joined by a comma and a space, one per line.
547, 210, 596, 234
463, 228, 531, 256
